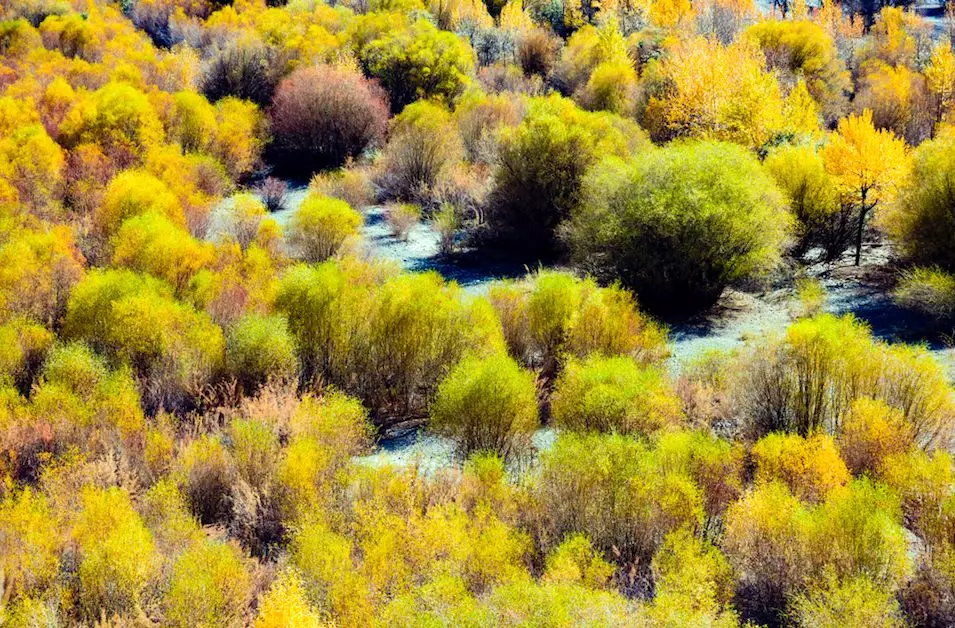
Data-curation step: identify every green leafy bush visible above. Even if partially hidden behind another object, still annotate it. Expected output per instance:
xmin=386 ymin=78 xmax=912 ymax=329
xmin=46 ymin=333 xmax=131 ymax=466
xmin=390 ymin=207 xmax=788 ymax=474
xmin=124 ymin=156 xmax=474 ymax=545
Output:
xmin=163 ymin=539 xmax=253 ymax=628
xmin=532 ymin=432 xmax=704 ymax=565
xmin=430 ymin=352 xmax=539 ymax=462
xmin=488 ymin=270 xmax=668 ymax=375
xmin=883 ymin=133 xmax=955 ymax=270
xmin=287 ymin=193 xmax=362 ymax=262
xmin=893 ymin=266 xmax=955 ymax=318
xmin=734 ymin=314 xmax=955 ymax=445
xmin=74 ymin=487 xmax=159 ymax=621
xmin=550 ymin=355 xmax=682 ymax=436
xmin=764 ymin=144 xmax=849 ymax=260
xmin=225 ymin=313 xmax=299 ymax=394
xmin=275 ymin=261 xmax=505 ymax=424
xmin=63 ymin=269 xmax=225 ymax=411
xmin=361 ymin=19 xmax=475 ymax=111
xmin=566 ymin=141 xmax=791 ymax=315
xmin=483 ymin=95 xmax=647 ymax=260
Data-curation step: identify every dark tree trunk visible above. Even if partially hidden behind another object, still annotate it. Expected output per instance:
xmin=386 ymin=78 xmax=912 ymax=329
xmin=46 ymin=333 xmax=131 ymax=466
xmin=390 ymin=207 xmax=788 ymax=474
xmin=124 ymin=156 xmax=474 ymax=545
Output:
xmin=855 ymin=190 xmax=869 ymax=266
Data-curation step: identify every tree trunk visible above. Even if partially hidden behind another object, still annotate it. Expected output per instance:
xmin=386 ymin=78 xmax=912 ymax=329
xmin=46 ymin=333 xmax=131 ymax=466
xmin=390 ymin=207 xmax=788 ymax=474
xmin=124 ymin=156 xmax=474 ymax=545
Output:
xmin=855 ymin=190 xmax=868 ymax=266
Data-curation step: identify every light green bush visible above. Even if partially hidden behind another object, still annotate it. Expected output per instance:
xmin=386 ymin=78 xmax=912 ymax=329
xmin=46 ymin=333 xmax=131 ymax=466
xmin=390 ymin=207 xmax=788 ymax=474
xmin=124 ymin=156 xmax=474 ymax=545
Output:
xmin=287 ymin=193 xmax=362 ymax=262
xmin=532 ymin=432 xmax=704 ymax=564
xmin=893 ymin=266 xmax=955 ymax=318
xmin=74 ymin=487 xmax=159 ymax=621
xmin=551 ymin=355 xmax=682 ymax=436
xmin=430 ymin=352 xmax=539 ymax=462
xmin=225 ymin=313 xmax=299 ymax=393
xmin=487 ymin=270 xmax=667 ymax=375
xmin=734 ymin=314 xmax=955 ymax=446
xmin=566 ymin=141 xmax=791 ymax=315
xmin=63 ymin=269 xmax=225 ymax=411
xmin=361 ymin=19 xmax=475 ymax=111
xmin=163 ymin=539 xmax=253 ymax=628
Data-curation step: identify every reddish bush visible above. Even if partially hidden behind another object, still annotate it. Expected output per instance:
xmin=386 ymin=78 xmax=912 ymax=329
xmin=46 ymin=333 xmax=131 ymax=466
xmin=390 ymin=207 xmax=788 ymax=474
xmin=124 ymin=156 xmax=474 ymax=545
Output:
xmin=268 ymin=65 xmax=389 ymax=176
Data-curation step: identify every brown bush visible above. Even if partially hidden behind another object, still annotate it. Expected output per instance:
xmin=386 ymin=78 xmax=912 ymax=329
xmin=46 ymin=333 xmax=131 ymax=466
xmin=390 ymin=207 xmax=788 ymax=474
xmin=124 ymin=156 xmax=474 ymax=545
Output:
xmin=518 ymin=29 xmax=559 ymax=78
xmin=255 ymin=177 xmax=287 ymax=213
xmin=268 ymin=64 xmax=388 ymax=176
xmin=200 ymin=37 xmax=286 ymax=107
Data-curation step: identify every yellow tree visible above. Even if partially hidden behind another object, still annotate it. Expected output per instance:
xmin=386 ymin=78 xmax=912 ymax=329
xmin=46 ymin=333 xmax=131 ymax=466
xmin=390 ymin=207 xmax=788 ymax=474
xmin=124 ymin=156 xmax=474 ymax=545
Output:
xmin=821 ymin=110 xmax=909 ymax=265
xmin=924 ymin=43 xmax=955 ymax=133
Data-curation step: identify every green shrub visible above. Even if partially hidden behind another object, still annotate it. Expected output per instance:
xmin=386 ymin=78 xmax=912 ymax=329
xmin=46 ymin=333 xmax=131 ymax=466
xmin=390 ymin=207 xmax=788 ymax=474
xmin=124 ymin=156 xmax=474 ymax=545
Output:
xmin=790 ymin=572 xmax=905 ymax=627
xmin=883 ymin=134 xmax=955 ymax=270
xmin=163 ymin=539 xmax=253 ymax=628
xmin=893 ymin=266 xmax=955 ymax=318
xmin=110 ymin=211 xmax=215 ymax=294
xmin=276 ymin=392 xmax=372 ymax=521
xmin=566 ymin=141 xmax=791 ymax=315
xmin=734 ymin=314 xmax=955 ymax=445
xmin=550 ymin=355 xmax=682 ymax=436
xmin=225 ymin=313 xmax=299 ymax=394
xmin=647 ymin=529 xmax=737 ymax=626
xmin=483 ymin=95 xmax=646 ymax=260
xmin=361 ymin=19 xmax=475 ymax=112
xmin=430 ymin=352 xmax=539 ymax=463
xmin=0 ymin=488 xmax=61 ymax=600
xmin=32 ymin=341 xmax=145 ymax=443
xmin=0 ymin=317 xmax=52 ymax=393
xmin=542 ymin=534 xmax=614 ymax=589
xmin=63 ymin=269 xmax=225 ymax=412
xmin=487 ymin=270 xmax=667 ymax=375
xmin=532 ymin=432 xmax=704 ymax=565
xmin=290 ymin=522 xmax=372 ymax=624
xmin=276 ymin=261 xmax=505 ymax=424
xmin=723 ymin=479 xmax=910 ymax=624
xmin=74 ymin=487 xmax=159 ymax=621
xmin=287 ymin=193 xmax=362 ymax=262
xmin=377 ymin=101 xmax=463 ymax=202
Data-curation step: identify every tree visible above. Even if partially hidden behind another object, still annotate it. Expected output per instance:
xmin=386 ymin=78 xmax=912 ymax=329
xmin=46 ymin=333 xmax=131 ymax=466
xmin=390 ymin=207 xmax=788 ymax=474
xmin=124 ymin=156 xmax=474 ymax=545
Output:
xmin=925 ymin=43 xmax=955 ymax=132
xmin=566 ymin=141 xmax=791 ymax=315
xmin=641 ymin=37 xmax=790 ymax=149
xmin=822 ymin=110 xmax=908 ymax=265
xmin=745 ymin=19 xmax=850 ymax=124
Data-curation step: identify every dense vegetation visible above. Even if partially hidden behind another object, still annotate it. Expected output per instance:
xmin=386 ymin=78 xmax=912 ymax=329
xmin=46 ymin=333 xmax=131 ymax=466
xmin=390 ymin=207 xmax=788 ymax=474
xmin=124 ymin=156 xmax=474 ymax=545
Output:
xmin=3 ymin=0 xmax=955 ymax=625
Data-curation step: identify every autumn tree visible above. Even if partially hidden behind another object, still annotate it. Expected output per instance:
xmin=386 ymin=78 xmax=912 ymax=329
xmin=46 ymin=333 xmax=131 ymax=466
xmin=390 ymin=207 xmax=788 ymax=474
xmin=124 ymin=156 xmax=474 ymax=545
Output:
xmin=821 ymin=110 xmax=908 ymax=265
